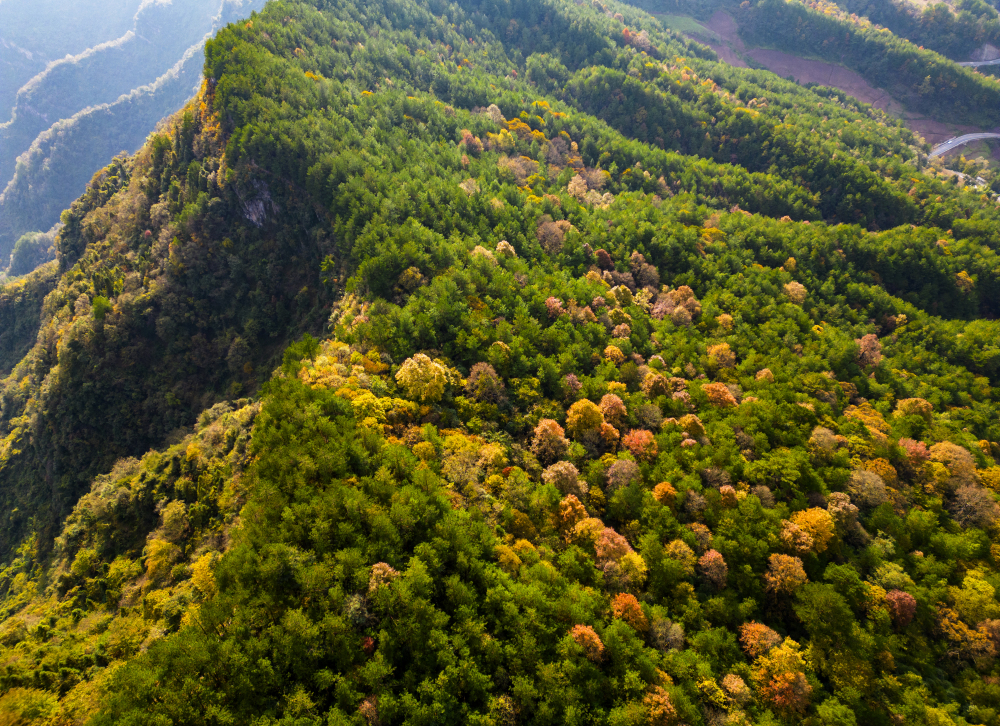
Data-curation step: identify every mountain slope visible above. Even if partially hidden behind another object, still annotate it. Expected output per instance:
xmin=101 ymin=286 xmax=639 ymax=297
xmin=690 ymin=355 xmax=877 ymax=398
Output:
xmin=834 ymin=0 xmax=1000 ymax=63
xmin=0 ymin=0 xmax=267 ymax=257
xmin=3 ymin=0 xmax=1000 ymax=724
xmin=0 ymin=0 xmax=143 ymax=118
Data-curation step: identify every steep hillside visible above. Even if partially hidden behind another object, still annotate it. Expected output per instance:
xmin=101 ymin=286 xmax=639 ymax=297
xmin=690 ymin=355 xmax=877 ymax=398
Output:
xmin=3 ymin=0 xmax=1000 ymax=723
xmin=0 ymin=261 xmax=59 ymax=375
xmin=0 ymin=0 xmax=143 ymax=116
xmin=736 ymin=0 xmax=1000 ymax=126
xmin=633 ymin=0 xmax=1000 ymax=131
xmin=835 ymin=0 xmax=1000 ymax=63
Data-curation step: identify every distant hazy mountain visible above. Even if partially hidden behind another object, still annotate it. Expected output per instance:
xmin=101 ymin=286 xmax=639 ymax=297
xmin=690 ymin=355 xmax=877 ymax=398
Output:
xmin=0 ymin=0 xmax=266 ymax=259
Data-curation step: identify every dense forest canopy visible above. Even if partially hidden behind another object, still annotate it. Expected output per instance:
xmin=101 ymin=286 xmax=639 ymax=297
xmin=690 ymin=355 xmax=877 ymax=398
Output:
xmin=2 ymin=0 xmax=1000 ymax=724
xmin=834 ymin=0 xmax=1000 ymax=63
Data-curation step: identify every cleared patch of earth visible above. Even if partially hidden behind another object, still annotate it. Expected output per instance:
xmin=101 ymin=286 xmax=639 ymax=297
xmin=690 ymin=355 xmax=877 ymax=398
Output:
xmin=670 ymin=10 xmax=986 ymax=146
xmin=905 ymin=117 xmax=982 ymax=146
xmin=744 ymin=49 xmax=902 ymax=114
xmin=653 ymin=12 xmax=746 ymax=67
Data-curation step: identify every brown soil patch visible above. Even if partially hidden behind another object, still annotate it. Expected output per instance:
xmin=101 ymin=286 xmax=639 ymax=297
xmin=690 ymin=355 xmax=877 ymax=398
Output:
xmin=677 ymin=10 xmax=983 ymax=145
xmin=700 ymin=40 xmax=747 ymax=68
xmin=905 ymin=117 xmax=981 ymax=146
xmin=745 ymin=49 xmax=902 ymax=114
xmin=703 ymin=10 xmax=742 ymax=46
xmin=747 ymin=49 xmax=982 ymax=143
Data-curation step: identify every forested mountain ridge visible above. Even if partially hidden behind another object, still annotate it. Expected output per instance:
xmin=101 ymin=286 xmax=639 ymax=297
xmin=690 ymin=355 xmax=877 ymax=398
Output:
xmin=833 ymin=0 xmax=1000 ymax=64
xmin=3 ymin=0 xmax=1000 ymax=723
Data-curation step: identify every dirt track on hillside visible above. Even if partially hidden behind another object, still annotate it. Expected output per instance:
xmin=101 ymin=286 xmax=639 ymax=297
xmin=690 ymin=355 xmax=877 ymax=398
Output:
xmin=745 ymin=49 xmax=899 ymax=112
xmin=686 ymin=11 xmax=983 ymax=145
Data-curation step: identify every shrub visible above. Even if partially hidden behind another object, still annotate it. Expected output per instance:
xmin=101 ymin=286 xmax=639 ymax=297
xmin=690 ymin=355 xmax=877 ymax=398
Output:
xmin=466 ymin=362 xmax=505 ymax=403
xmin=611 ymin=593 xmax=648 ymax=632
xmin=856 ymin=334 xmax=882 ymax=367
xmin=665 ymin=539 xmax=697 ymax=576
xmin=606 ymin=459 xmax=641 ymax=492
xmin=531 ymin=419 xmax=569 ymax=463
xmin=396 ymin=354 xmax=449 ymax=402
xmin=650 ymin=619 xmax=685 ymax=651
xmin=847 ymin=470 xmax=887 ymax=508
xmin=764 ymin=554 xmax=808 ymax=595
xmin=698 ymin=549 xmax=728 ymax=589
xmin=599 ymin=394 xmax=627 ymax=426
xmin=885 ymin=590 xmax=916 ymax=627
xmin=570 ymin=625 xmax=604 ymax=662
xmin=949 ymin=486 xmax=1000 ymax=529
xmin=739 ymin=622 xmax=783 ymax=659
xmin=543 ymin=461 xmax=588 ymax=499
xmin=622 ymin=429 xmax=657 ymax=461
xmin=702 ymin=382 xmax=738 ymax=408
xmin=566 ymin=400 xmax=604 ymax=437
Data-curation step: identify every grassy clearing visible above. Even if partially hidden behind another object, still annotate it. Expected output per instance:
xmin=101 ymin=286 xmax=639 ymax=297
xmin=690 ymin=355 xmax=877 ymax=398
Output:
xmin=652 ymin=12 xmax=721 ymax=42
